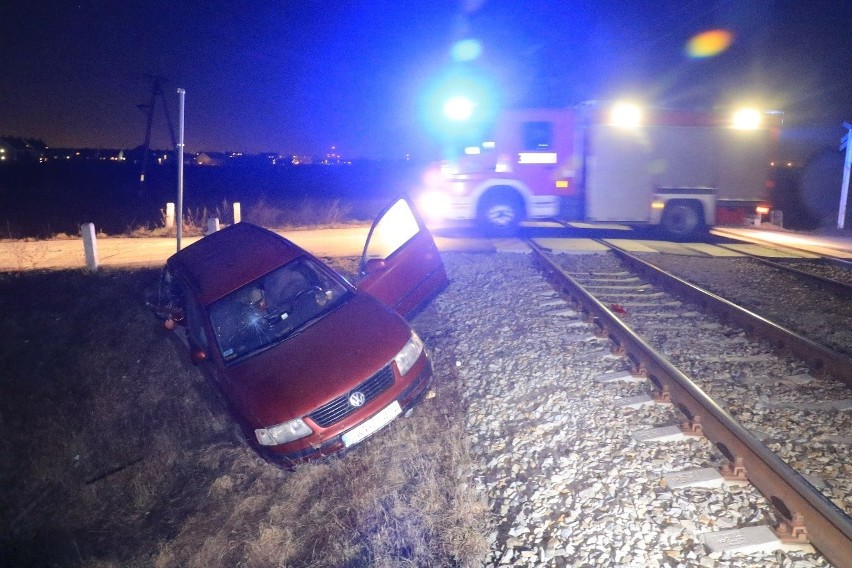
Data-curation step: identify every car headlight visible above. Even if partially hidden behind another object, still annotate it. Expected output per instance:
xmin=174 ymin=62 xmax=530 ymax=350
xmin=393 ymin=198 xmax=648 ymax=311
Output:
xmin=255 ymin=418 xmax=313 ymax=446
xmin=394 ymin=332 xmax=424 ymax=377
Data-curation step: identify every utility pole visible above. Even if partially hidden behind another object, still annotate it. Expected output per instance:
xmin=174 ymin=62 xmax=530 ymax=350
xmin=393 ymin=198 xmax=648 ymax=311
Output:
xmin=176 ymin=88 xmax=186 ymax=251
xmin=137 ymin=75 xmax=178 ymax=185
xmin=839 ymin=122 xmax=851 ymax=230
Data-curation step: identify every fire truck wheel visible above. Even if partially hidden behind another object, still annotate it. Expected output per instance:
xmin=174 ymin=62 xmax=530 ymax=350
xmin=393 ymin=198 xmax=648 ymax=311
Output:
xmin=661 ymin=201 xmax=703 ymax=238
xmin=478 ymin=192 xmax=523 ymax=235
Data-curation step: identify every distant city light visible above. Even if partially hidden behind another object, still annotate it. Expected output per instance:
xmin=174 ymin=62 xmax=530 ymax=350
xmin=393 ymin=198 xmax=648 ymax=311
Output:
xmin=686 ymin=29 xmax=734 ymax=58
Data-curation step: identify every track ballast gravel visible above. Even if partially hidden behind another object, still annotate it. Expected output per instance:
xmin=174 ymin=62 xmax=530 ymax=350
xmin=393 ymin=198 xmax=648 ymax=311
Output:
xmin=429 ymin=252 xmax=834 ymax=568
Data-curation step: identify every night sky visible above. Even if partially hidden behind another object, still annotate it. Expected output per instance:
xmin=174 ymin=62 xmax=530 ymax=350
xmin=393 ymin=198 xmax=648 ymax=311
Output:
xmin=1 ymin=0 xmax=850 ymax=160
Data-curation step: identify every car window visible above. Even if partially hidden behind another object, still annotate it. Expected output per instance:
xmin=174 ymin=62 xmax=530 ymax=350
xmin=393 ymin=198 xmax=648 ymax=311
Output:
xmin=522 ymin=121 xmax=553 ymax=150
xmin=208 ymin=256 xmax=349 ymax=363
xmin=363 ymin=198 xmax=420 ymax=260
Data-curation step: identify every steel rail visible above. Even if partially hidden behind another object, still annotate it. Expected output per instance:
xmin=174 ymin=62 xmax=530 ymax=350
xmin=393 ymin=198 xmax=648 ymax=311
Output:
xmin=712 ymin=247 xmax=852 ymax=298
xmin=711 ymin=228 xmax=852 ymax=270
xmin=601 ymin=241 xmax=852 ymax=387
xmin=529 ymin=241 xmax=852 ymax=568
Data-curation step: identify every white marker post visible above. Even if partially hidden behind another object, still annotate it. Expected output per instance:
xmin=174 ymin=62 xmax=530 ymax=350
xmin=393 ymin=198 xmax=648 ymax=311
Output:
xmin=233 ymin=202 xmax=241 ymax=224
xmin=165 ymin=202 xmax=175 ymax=229
xmin=206 ymin=218 xmax=220 ymax=235
xmin=81 ymin=223 xmax=99 ymax=272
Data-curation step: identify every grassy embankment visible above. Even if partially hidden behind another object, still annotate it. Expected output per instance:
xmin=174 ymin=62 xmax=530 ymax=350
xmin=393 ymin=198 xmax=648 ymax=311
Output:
xmin=0 ymin=261 xmax=492 ymax=567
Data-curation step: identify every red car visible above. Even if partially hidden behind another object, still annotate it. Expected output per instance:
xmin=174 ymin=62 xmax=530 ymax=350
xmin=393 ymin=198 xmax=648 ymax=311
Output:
xmin=155 ymin=196 xmax=448 ymax=464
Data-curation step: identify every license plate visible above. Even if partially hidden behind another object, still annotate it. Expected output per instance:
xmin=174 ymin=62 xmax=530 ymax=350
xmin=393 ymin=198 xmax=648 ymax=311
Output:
xmin=341 ymin=400 xmax=402 ymax=448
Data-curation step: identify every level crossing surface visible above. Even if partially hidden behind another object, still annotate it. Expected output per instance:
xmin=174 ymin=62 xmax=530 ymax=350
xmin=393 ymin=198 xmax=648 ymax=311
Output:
xmin=1 ymin=225 xmax=850 ymax=271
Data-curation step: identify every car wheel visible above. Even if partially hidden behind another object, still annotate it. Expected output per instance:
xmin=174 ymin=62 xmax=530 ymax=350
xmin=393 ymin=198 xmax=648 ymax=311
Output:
xmin=478 ymin=192 xmax=523 ymax=236
xmin=661 ymin=202 xmax=703 ymax=238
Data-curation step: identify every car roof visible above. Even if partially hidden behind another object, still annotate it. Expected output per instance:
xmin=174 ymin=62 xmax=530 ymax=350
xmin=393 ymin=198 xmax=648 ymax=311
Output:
xmin=167 ymin=223 xmax=305 ymax=305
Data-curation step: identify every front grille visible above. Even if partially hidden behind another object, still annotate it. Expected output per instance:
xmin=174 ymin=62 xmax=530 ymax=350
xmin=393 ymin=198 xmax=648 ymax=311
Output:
xmin=308 ymin=365 xmax=394 ymax=427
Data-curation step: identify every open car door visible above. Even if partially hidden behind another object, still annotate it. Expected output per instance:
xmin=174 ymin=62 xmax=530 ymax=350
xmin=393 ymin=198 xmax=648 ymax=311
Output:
xmin=357 ymin=195 xmax=448 ymax=318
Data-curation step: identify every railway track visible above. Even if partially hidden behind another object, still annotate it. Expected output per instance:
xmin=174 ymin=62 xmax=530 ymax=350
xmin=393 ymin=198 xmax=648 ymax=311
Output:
xmin=708 ymin=247 xmax=852 ymax=298
xmin=605 ymin=241 xmax=852 ymax=376
xmin=528 ymin=240 xmax=852 ymax=568
xmin=711 ymin=228 xmax=852 ymax=272
xmin=766 ymin=257 xmax=852 ymax=289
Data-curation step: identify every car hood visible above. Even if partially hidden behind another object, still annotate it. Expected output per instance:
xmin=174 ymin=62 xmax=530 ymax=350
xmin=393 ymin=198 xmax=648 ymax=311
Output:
xmin=221 ymin=291 xmax=412 ymax=428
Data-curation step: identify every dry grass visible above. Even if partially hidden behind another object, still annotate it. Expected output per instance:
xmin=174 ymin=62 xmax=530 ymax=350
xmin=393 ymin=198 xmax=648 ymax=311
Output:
xmin=245 ymin=197 xmax=362 ymax=230
xmin=0 ymin=262 xmax=492 ymax=567
xmin=126 ymin=203 xmax=229 ymax=238
xmin=123 ymin=198 xmax=367 ymax=239
xmin=4 ymin=198 xmax=369 ymax=241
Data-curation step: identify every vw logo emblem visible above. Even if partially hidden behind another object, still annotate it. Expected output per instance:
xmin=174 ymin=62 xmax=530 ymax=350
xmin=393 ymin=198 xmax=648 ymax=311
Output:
xmin=348 ymin=391 xmax=366 ymax=407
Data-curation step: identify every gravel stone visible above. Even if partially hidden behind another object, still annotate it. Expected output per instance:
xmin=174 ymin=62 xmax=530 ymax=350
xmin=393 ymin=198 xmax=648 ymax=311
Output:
xmin=430 ymin=252 xmax=837 ymax=567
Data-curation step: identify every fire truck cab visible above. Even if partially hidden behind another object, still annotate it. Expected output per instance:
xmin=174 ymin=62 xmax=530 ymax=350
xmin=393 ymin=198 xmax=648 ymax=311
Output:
xmin=418 ymin=102 xmax=782 ymax=237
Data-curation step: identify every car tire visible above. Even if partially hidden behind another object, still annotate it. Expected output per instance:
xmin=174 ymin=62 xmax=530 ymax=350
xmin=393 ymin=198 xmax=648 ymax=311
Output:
xmin=661 ymin=201 xmax=703 ymax=238
xmin=478 ymin=191 xmax=524 ymax=236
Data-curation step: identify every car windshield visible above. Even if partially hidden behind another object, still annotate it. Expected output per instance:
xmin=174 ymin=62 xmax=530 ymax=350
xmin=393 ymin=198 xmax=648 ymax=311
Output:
xmin=208 ymin=256 xmax=349 ymax=363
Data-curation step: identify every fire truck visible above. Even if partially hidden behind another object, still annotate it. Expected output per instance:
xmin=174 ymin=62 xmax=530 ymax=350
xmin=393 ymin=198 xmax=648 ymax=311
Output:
xmin=417 ymin=101 xmax=783 ymax=236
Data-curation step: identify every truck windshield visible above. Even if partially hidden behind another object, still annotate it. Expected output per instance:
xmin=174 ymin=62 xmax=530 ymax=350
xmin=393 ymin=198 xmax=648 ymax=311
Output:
xmin=208 ymin=257 xmax=349 ymax=363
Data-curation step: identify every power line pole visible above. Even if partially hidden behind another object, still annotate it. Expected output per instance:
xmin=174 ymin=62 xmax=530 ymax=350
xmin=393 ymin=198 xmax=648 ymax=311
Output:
xmin=137 ymin=75 xmax=178 ymax=185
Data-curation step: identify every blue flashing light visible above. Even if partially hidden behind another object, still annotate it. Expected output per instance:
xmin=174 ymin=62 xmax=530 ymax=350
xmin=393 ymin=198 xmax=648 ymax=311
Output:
xmin=451 ymin=39 xmax=482 ymax=62
xmin=419 ymin=65 xmax=501 ymax=148
xmin=444 ymin=96 xmax=475 ymax=121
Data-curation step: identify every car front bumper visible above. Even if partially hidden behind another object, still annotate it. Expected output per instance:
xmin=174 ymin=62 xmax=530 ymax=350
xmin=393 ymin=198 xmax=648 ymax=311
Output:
xmin=261 ymin=360 xmax=434 ymax=466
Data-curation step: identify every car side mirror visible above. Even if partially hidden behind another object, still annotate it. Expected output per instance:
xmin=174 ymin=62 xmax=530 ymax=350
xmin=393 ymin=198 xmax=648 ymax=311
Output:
xmin=364 ymin=258 xmax=387 ymax=275
xmin=190 ymin=347 xmax=208 ymax=365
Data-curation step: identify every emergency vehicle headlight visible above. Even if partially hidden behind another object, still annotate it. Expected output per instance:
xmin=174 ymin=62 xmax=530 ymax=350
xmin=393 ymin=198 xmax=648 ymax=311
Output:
xmin=651 ymin=200 xmax=665 ymax=210
xmin=732 ymin=108 xmax=762 ymax=129
xmin=418 ymin=191 xmax=451 ymax=220
xmin=610 ymin=102 xmax=642 ymax=128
